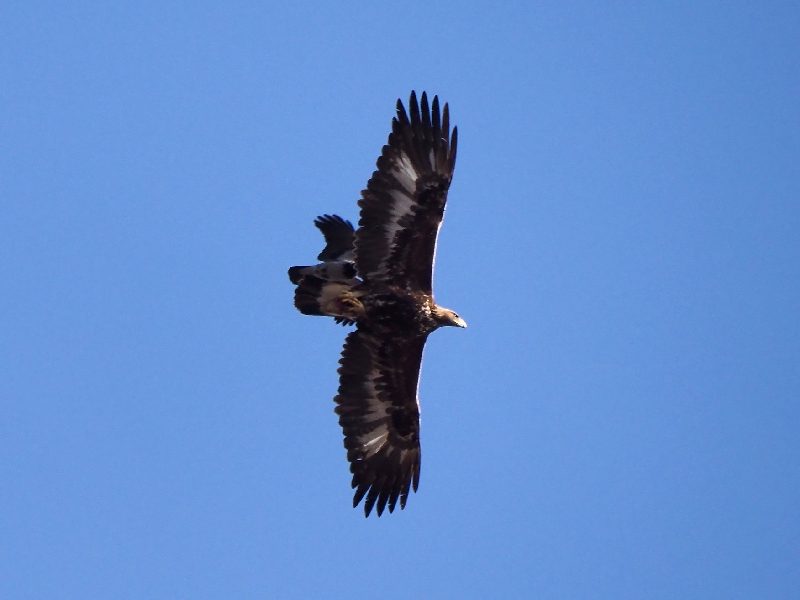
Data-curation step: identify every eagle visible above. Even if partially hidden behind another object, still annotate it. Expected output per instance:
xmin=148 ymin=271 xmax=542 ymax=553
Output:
xmin=288 ymin=91 xmax=465 ymax=517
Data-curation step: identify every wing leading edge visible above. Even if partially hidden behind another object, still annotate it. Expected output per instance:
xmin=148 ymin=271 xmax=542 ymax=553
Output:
xmin=334 ymin=328 xmax=426 ymax=516
xmin=355 ymin=91 xmax=458 ymax=293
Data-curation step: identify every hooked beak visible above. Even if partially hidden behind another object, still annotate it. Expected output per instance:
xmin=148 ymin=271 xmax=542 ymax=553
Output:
xmin=452 ymin=315 xmax=467 ymax=328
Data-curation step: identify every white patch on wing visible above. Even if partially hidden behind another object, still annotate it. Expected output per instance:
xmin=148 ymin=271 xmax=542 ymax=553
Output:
xmin=393 ymin=152 xmax=419 ymax=192
xmin=428 ymin=219 xmax=444 ymax=286
xmin=363 ymin=369 xmax=389 ymax=420
xmin=361 ymin=423 xmax=389 ymax=458
xmin=388 ymin=189 xmax=415 ymax=230
xmin=367 ymin=151 xmax=421 ymax=279
xmin=414 ymin=349 xmax=424 ymax=425
xmin=358 ymin=365 xmax=391 ymax=457
xmin=358 ymin=362 xmax=387 ymax=412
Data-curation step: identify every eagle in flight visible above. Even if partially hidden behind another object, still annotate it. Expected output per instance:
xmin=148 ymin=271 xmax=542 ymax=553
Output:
xmin=288 ymin=91 xmax=465 ymax=517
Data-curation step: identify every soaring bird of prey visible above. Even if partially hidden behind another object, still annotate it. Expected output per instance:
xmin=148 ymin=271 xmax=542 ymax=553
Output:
xmin=288 ymin=91 xmax=465 ymax=517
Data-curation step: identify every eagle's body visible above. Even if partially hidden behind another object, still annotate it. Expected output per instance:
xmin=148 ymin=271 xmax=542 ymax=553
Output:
xmin=288 ymin=91 xmax=464 ymax=516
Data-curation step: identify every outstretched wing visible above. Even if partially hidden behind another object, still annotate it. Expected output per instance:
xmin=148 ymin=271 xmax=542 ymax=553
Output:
xmin=334 ymin=328 xmax=427 ymax=516
xmin=314 ymin=214 xmax=355 ymax=262
xmin=356 ymin=91 xmax=458 ymax=293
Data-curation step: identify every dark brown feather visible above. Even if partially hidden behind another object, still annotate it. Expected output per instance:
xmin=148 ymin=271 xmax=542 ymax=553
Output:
xmin=287 ymin=92 xmax=462 ymax=518
xmin=334 ymin=328 xmax=425 ymax=516
xmin=355 ymin=91 xmax=458 ymax=293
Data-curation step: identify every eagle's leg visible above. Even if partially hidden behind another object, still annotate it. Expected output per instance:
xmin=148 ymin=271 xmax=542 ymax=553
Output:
xmin=322 ymin=292 xmax=366 ymax=322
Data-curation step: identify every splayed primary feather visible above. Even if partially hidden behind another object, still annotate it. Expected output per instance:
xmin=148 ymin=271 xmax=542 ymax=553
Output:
xmin=287 ymin=91 xmax=462 ymax=516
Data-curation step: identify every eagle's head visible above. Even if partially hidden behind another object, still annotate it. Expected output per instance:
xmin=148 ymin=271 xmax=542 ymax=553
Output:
xmin=433 ymin=306 xmax=467 ymax=329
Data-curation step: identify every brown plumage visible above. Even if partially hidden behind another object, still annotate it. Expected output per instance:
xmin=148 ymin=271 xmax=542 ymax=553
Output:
xmin=288 ymin=91 xmax=465 ymax=516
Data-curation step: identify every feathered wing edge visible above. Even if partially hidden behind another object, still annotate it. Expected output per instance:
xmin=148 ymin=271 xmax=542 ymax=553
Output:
xmin=355 ymin=91 xmax=458 ymax=292
xmin=314 ymin=214 xmax=355 ymax=262
xmin=334 ymin=328 xmax=426 ymax=516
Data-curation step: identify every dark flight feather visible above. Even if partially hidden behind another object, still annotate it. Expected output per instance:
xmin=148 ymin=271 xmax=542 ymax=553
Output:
xmin=287 ymin=91 xmax=462 ymax=516
xmin=355 ymin=91 xmax=458 ymax=293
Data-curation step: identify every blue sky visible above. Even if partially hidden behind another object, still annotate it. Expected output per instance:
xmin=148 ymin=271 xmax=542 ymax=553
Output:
xmin=2 ymin=2 xmax=799 ymax=598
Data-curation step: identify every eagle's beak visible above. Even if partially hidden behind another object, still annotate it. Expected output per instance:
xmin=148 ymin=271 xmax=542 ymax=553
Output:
xmin=453 ymin=316 xmax=467 ymax=328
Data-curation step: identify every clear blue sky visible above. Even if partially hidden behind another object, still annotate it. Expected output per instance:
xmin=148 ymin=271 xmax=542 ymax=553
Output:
xmin=2 ymin=2 xmax=798 ymax=598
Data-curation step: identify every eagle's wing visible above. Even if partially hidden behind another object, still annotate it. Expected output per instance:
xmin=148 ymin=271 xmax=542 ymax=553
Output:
xmin=314 ymin=214 xmax=355 ymax=261
xmin=334 ymin=328 xmax=426 ymax=516
xmin=355 ymin=91 xmax=458 ymax=293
